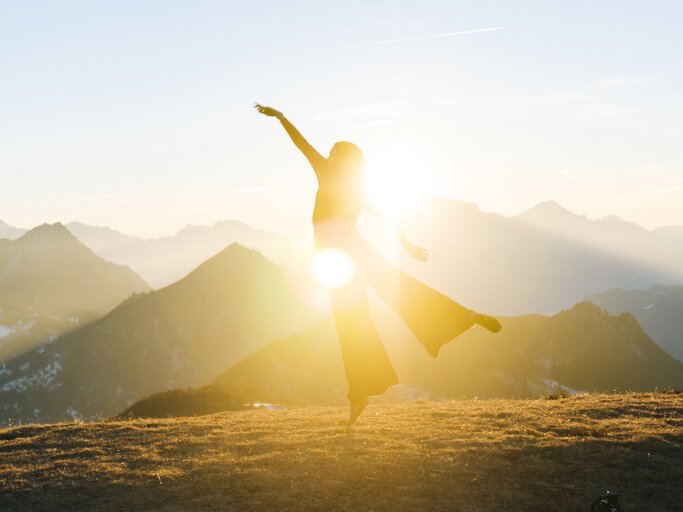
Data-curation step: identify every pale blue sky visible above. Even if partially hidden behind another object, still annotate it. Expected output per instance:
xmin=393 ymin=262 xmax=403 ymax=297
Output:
xmin=2 ymin=0 xmax=682 ymax=236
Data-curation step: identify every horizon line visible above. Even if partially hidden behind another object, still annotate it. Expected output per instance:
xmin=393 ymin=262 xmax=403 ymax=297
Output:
xmin=3 ymin=197 xmax=680 ymax=239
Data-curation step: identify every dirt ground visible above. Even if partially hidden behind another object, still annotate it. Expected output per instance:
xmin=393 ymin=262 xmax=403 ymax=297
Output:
xmin=1 ymin=392 xmax=681 ymax=511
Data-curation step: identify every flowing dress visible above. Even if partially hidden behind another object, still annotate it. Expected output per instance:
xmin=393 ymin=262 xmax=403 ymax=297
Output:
xmin=280 ymin=118 xmax=475 ymax=402
xmin=311 ymin=165 xmax=475 ymax=402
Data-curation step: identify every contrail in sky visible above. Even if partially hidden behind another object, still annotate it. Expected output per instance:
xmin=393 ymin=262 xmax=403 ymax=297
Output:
xmin=351 ymin=27 xmax=505 ymax=48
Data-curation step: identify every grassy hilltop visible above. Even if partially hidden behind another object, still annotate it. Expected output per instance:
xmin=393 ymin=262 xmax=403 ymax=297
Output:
xmin=1 ymin=393 xmax=681 ymax=512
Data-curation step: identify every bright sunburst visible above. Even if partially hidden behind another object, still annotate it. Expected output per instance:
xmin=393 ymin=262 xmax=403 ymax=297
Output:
xmin=310 ymin=248 xmax=356 ymax=289
xmin=365 ymin=146 xmax=434 ymax=222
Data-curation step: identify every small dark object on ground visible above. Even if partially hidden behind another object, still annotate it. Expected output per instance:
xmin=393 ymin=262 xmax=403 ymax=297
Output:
xmin=590 ymin=490 xmax=620 ymax=512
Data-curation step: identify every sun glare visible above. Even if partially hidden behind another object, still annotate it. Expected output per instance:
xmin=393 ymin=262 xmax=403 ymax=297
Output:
xmin=310 ymin=248 xmax=356 ymax=289
xmin=365 ymin=146 xmax=434 ymax=222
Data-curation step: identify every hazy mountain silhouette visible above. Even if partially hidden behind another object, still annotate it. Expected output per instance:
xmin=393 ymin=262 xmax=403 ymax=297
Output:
xmin=515 ymin=200 xmax=683 ymax=274
xmin=0 ymin=244 xmax=318 ymax=423
xmin=211 ymin=301 xmax=683 ymax=406
xmin=2 ymin=219 xmax=303 ymax=289
xmin=13 ymin=198 xmax=683 ymax=311
xmin=0 ymin=224 xmax=150 ymax=362
xmin=392 ymin=197 xmax=683 ymax=315
xmin=65 ymin=222 xmax=143 ymax=255
xmin=0 ymin=220 xmax=27 ymax=240
xmin=0 ymin=223 xmax=149 ymax=318
xmin=588 ymin=285 xmax=683 ymax=361
xmin=71 ymin=220 xmax=302 ymax=288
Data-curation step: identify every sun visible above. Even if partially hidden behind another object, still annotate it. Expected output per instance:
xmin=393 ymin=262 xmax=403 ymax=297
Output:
xmin=310 ymin=248 xmax=356 ymax=289
xmin=364 ymin=145 xmax=434 ymax=222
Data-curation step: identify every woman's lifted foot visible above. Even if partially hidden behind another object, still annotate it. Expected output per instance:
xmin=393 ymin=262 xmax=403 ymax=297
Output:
xmin=473 ymin=313 xmax=502 ymax=333
xmin=347 ymin=397 xmax=369 ymax=427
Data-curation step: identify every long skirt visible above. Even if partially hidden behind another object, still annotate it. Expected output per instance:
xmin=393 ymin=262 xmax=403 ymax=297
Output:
xmin=319 ymin=225 xmax=475 ymax=403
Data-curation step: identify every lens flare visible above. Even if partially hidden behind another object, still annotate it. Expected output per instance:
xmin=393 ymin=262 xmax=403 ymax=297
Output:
xmin=310 ymin=248 xmax=355 ymax=289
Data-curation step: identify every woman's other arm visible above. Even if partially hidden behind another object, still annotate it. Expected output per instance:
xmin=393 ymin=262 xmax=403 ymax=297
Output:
xmin=364 ymin=203 xmax=429 ymax=262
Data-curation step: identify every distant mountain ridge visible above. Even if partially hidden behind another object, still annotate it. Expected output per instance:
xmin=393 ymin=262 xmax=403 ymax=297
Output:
xmin=588 ymin=284 xmax=683 ymax=361
xmin=393 ymin=197 xmax=683 ymax=315
xmin=0 ymin=223 xmax=150 ymax=363
xmin=65 ymin=222 xmax=143 ymax=254
xmin=515 ymin=200 xmax=683 ymax=276
xmin=67 ymin=220 xmax=303 ymax=288
xmin=0 ymin=244 xmax=318 ymax=423
xmin=0 ymin=223 xmax=149 ymax=318
xmin=5 ymin=200 xmax=683 ymax=311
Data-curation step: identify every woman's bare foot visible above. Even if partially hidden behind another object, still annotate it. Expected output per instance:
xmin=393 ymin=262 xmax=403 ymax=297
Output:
xmin=347 ymin=397 xmax=369 ymax=427
xmin=473 ymin=313 xmax=502 ymax=333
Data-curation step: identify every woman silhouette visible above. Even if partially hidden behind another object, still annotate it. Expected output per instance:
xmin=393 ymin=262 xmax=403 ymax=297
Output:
xmin=255 ymin=104 xmax=501 ymax=425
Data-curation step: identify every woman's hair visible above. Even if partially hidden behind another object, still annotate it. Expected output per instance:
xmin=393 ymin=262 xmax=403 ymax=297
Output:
xmin=330 ymin=141 xmax=366 ymax=174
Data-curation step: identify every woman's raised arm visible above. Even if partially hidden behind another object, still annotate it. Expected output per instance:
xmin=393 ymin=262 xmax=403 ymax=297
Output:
xmin=254 ymin=104 xmax=325 ymax=171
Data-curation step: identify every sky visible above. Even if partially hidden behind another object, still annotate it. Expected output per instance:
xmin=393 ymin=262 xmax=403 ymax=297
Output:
xmin=1 ymin=0 xmax=682 ymax=237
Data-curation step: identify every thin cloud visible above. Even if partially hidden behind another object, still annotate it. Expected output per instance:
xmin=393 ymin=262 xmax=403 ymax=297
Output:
xmin=350 ymin=27 xmax=504 ymax=48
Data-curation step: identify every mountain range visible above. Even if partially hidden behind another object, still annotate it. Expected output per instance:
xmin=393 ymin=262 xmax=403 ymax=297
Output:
xmin=0 ymin=223 xmax=149 ymax=318
xmin=0 ymin=219 xmax=305 ymax=289
xmin=0 ymin=224 xmax=150 ymax=361
xmin=2 ymin=235 xmax=682 ymax=424
xmin=4 ymin=200 xmax=683 ymax=315
xmin=87 ymin=220 xmax=301 ymax=289
xmin=588 ymin=285 xmax=683 ymax=361
xmin=213 ymin=301 xmax=683 ymax=406
xmin=393 ymin=198 xmax=683 ymax=315
xmin=0 ymin=244 xmax=318 ymax=423
xmin=516 ymin=200 xmax=683 ymax=276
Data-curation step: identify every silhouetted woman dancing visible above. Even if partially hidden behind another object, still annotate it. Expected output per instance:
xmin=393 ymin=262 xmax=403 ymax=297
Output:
xmin=255 ymin=104 xmax=501 ymax=425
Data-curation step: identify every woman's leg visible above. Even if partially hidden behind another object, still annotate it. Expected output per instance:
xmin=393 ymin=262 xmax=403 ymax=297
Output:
xmin=330 ymin=277 xmax=399 ymax=408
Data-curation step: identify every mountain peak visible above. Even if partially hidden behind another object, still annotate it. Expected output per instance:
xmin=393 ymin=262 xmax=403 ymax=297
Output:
xmin=164 ymin=243 xmax=275 ymax=291
xmin=557 ymin=300 xmax=646 ymax=333
xmin=176 ymin=220 xmax=251 ymax=237
xmin=211 ymin=242 xmax=268 ymax=264
xmin=521 ymin=200 xmax=575 ymax=218
xmin=20 ymin=222 xmax=75 ymax=243
xmin=597 ymin=214 xmax=622 ymax=223
xmin=558 ymin=300 xmax=610 ymax=320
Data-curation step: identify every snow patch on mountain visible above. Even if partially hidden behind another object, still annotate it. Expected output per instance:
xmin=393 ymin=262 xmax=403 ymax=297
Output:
xmin=0 ymin=358 xmax=63 ymax=392
xmin=0 ymin=363 xmax=11 ymax=377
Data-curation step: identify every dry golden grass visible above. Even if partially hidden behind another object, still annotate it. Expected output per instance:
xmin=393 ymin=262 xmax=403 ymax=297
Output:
xmin=1 ymin=393 xmax=681 ymax=511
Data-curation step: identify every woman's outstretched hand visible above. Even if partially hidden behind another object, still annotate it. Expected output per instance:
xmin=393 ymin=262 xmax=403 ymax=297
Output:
xmin=402 ymin=240 xmax=429 ymax=262
xmin=254 ymin=103 xmax=283 ymax=118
